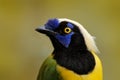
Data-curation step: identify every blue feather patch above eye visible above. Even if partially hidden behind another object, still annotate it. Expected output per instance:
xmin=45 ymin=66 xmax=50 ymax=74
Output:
xmin=67 ymin=23 xmax=74 ymax=29
xmin=45 ymin=18 xmax=59 ymax=30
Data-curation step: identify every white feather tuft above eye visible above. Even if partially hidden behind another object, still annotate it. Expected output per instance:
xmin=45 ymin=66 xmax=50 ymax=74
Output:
xmin=58 ymin=18 xmax=100 ymax=53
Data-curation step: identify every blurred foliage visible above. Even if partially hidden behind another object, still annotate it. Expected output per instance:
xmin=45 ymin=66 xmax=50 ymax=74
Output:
xmin=0 ymin=0 xmax=120 ymax=80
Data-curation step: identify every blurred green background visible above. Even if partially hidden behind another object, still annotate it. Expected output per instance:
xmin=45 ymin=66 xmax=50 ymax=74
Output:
xmin=0 ymin=0 xmax=120 ymax=80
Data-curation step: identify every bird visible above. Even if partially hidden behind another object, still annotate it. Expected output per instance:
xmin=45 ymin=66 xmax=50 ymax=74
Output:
xmin=36 ymin=18 xmax=103 ymax=80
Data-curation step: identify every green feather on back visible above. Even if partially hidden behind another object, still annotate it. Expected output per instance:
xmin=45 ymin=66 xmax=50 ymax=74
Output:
xmin=37 ymin=55 xmax=62 ymax=80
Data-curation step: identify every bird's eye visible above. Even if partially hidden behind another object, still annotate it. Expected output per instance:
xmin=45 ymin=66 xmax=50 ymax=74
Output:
xmin=64 ymin=27 xmax=72 ymax=34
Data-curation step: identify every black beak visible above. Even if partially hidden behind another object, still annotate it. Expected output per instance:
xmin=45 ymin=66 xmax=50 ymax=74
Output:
xmin=35 ymin=26 xmax=56 ymax=36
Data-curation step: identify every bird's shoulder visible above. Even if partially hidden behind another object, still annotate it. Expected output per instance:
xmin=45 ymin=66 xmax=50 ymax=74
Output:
xmin=37 ymin=55 xmax=62 ymax=80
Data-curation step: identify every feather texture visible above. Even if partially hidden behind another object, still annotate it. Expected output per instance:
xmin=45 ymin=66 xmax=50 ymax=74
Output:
xmin=59 ymin=18 xmax=99 ymax=53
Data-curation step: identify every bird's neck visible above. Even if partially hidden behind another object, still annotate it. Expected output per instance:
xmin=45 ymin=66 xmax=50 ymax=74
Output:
xmin=53 ymin=48 xmax=95 ymax=75
xmin=50 ymin=34 xmax=96 ymax=75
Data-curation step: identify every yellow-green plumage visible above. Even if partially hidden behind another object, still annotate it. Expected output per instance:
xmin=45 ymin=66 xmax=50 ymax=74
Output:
xmin=36 ymin=18 xmax=103 ymax=80
xmin=37 ymin=55 xmax=61 ymax=80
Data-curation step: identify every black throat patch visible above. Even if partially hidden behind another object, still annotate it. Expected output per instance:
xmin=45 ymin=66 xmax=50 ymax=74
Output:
xmin=52 ymin=33 xmax=96 ymax=75
xmin=53 ymin=49 xmax=95 ymax=75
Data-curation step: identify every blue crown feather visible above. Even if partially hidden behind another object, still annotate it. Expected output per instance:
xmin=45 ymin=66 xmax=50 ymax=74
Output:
xmin=67 ymin=23 xmax=74 ymax=29
xmin=45 ymin=18 xmax=59 ymax=30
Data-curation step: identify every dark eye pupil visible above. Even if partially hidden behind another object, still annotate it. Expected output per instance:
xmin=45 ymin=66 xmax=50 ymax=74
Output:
xmin=66 ymin=29 xmax=69 ymax=32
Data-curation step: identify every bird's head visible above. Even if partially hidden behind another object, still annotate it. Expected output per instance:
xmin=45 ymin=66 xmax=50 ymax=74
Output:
xmin=36 ymin=18 xmax=99 ymax=53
